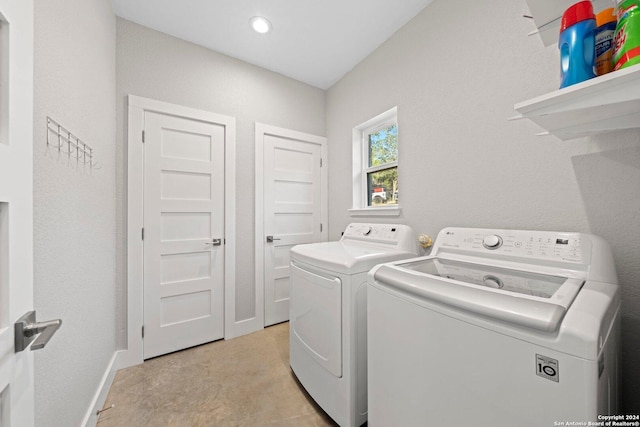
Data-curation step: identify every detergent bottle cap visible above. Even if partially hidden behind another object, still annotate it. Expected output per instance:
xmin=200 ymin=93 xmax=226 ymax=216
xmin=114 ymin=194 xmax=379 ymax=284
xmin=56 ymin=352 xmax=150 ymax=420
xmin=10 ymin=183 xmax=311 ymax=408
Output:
xmin=596 ymin=7 xmax=616 ymax=27
xmin=560 ymin=1 xmax=595 ymax=33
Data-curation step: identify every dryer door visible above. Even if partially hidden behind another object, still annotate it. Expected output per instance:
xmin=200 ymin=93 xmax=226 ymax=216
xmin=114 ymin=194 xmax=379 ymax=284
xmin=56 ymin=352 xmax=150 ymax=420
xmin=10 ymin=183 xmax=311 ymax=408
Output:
xmin=290 ymin=261 xmax=342 ymax=377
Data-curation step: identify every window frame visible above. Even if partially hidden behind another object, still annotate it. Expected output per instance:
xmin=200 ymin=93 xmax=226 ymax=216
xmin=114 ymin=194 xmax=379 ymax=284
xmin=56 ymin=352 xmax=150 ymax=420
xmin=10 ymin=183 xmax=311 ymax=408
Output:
xmin=349 ymin=107 xmax=400 ymax=217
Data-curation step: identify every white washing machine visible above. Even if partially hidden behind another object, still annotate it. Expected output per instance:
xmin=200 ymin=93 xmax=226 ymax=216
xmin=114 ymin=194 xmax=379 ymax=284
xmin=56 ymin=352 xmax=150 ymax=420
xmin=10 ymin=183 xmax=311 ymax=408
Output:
xmin=368 ymin=227 xmax=620 ymax=427
xmin=290 ymin=223 xmax=419 ymax=427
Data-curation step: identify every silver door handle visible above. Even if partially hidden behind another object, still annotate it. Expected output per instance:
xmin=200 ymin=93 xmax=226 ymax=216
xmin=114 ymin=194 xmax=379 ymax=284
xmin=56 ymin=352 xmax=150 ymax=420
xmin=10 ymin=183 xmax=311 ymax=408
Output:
xmin=205 ymin=238 xmax=222 ymax=246
xmin=266 ymin=235 xmax=281 ymax=243
xmin=15 ymin=311 xmax=62 ymax=352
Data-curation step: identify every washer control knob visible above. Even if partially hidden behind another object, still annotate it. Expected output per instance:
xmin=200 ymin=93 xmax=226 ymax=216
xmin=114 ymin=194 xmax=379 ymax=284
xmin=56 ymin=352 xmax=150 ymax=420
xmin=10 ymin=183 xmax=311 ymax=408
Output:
xmin=482 ymin=234 xmax=503 ymax=249
xmin=363 ymin=226 xmax=373 ymax=236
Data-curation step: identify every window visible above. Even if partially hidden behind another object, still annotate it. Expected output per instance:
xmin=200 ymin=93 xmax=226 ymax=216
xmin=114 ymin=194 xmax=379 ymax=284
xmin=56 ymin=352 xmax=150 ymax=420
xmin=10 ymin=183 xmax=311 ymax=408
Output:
xmin=365 ymin=123 xmax=398 ymax=206
xmin=350 ymin=107 xmax=400 ymax=216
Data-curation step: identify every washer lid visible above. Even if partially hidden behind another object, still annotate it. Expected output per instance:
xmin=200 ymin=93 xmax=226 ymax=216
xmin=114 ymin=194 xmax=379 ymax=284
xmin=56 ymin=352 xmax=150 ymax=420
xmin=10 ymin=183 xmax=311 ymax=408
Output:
xmin=372 ymin=257 xmax=584 ymax=332
xmin=405 ymin=258 xmax=568 ymax=298
xmin=290 ymin=240 xmax=417 ymax=275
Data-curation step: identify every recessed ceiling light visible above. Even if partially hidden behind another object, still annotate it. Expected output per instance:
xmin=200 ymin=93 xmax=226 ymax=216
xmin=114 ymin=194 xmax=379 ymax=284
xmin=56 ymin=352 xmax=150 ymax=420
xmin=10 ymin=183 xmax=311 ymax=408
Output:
xmin=250 ymin=16 xmax=272 ymax=34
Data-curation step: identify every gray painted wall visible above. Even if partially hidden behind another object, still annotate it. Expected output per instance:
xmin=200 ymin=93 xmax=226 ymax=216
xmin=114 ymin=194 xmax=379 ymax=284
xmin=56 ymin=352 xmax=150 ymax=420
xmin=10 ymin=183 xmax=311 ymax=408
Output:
xmin=326 ymin=0 xmax=640 ymax=413
xmin=33 ymin=0 xmax=116 ymax=425
xmin=115 ymin=19 xmax=326 ymax=345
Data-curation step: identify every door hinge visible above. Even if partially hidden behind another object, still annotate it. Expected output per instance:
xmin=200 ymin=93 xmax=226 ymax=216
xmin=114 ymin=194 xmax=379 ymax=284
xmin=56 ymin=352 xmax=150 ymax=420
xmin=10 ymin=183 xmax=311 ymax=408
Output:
xmin=141 ymin=227 xmax=144 ymax=240
xmin=142 ymin=325 xmax=144 ymax=338
xmin=320 ymin=158 xmax=323 ymax=167
xmin=142 ymin=130 xmax=145 ymax=143
xmin=320 ymin=223 xmax=323 ymax=232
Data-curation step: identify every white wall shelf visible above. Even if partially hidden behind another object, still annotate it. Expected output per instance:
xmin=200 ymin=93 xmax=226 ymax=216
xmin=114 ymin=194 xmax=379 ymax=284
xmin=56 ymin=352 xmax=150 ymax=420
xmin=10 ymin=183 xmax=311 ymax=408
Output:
xmin=514 ymin=0 xmax=640 ymax=141
xmin=511 ymin=63 xmax=640 ymax=141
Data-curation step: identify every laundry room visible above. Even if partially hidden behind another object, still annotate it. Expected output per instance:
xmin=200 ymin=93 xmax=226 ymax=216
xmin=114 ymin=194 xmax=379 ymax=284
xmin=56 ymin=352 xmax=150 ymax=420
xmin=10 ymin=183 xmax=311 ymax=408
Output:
xmin=4 ymin=0 xmax=638 ymax=425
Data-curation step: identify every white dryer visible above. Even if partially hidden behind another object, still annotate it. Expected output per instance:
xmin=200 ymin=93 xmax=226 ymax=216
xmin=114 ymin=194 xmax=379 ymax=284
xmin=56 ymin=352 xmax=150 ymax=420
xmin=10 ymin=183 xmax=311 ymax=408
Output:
xmin=290 ymin=223 xmax=418 ymax=427
xmin=367 ymin=227 xmax=620 ymax=427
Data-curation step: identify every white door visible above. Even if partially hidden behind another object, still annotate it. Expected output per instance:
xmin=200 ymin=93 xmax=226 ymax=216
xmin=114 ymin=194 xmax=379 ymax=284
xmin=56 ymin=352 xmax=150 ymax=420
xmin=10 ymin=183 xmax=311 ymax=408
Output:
xmin=0 ymin=0 xmax=34 ymax=425
xmin=143 ymin=111 xmax=225 ymax=359
xmin=256 ymin=124 xmax=327 ymax=327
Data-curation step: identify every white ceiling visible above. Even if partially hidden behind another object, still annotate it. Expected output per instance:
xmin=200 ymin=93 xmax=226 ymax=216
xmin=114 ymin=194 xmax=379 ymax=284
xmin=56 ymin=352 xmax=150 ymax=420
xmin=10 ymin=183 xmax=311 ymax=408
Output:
xmin=110 ymin=0 xmax=434 ymax=90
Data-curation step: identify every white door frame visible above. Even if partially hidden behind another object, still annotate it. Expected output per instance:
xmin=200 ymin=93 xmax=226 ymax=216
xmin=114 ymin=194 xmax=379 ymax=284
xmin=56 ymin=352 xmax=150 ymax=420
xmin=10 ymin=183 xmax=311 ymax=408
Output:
xmin=255 ymin=123 xmax=328 ymax=330
xmin=122 ymin=95 xmax=236 ymax=368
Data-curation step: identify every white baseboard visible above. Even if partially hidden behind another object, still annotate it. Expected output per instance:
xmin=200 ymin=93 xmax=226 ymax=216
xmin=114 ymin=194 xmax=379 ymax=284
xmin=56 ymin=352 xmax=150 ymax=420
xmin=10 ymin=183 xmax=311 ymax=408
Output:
xmin=114 ymin=343 xmax=143 ymax=371
xmin=81 ymin=351 xmax=122 ymax=427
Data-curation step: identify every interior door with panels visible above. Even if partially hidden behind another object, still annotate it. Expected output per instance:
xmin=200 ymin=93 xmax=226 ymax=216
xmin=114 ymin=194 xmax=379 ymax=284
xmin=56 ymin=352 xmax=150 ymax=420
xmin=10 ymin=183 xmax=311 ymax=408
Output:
xmin=143 ymin=111 xmax=225 ymax=359
xmin=0 ymin=0 xmax=35 ymax=425
xmin=256 ymin=124 xmax=328 ymax=327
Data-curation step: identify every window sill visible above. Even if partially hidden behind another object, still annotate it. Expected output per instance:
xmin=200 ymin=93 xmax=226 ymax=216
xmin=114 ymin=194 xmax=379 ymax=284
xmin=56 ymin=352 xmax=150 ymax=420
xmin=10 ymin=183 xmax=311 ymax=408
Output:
xmin=348 ymin=206 xmax=401 ymax=217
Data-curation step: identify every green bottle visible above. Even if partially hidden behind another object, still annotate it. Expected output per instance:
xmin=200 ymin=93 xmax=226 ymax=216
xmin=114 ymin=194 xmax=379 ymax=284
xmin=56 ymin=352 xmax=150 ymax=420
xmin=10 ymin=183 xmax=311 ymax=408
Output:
xmin=613 ymin=0 xmax=640 ymax=70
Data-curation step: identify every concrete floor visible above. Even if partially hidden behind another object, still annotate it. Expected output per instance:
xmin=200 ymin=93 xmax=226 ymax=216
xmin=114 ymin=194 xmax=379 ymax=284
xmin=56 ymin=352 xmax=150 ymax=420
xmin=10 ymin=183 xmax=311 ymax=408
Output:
xmin=97 ymin=322 xmax=337 ymax=426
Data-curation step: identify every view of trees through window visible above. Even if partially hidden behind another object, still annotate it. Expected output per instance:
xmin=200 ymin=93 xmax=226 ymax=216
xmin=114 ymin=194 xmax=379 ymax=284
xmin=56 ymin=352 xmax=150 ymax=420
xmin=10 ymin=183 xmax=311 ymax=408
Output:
xmin=367 ymin=124 xmax=398 ymax=206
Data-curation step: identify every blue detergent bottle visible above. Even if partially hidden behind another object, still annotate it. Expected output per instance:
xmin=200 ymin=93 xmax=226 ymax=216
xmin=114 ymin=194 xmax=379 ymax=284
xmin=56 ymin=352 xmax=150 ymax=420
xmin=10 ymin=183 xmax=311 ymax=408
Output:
xmin=559 ymin=1 xmax=597 ymax=88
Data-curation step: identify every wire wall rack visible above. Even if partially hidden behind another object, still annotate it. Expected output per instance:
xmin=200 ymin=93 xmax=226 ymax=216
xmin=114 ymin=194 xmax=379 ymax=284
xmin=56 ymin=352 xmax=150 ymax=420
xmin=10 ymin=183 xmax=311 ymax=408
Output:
xmin=46 ymin=117 xmax=101 ymax=170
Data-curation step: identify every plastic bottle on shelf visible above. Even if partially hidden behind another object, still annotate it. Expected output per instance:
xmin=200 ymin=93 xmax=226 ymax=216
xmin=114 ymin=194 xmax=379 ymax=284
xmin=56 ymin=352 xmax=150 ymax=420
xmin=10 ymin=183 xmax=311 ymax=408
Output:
xmin=595 ymin=8 xmax=617 ymax=75
xmin=613 ymin=0 xmax=640 ymax=70
xmin=559 ymin=1 xmax=597 ymax=88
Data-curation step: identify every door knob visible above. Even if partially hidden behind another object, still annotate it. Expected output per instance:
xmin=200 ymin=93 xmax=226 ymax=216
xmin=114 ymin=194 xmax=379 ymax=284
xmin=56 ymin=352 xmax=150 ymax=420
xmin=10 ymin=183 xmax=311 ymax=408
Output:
xmin=205 ymin=238 xmax=222 ymax=246
xmin=15 ymin=311 xmax=62 ymax=352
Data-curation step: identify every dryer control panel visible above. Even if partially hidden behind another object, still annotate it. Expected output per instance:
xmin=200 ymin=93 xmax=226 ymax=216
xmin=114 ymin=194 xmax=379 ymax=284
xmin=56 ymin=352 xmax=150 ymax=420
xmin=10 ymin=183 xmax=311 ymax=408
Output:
xmin=342 ymin=223 xmax=419 ymax=253
xmin=435 ymin=227 xmax=590 ymax=265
